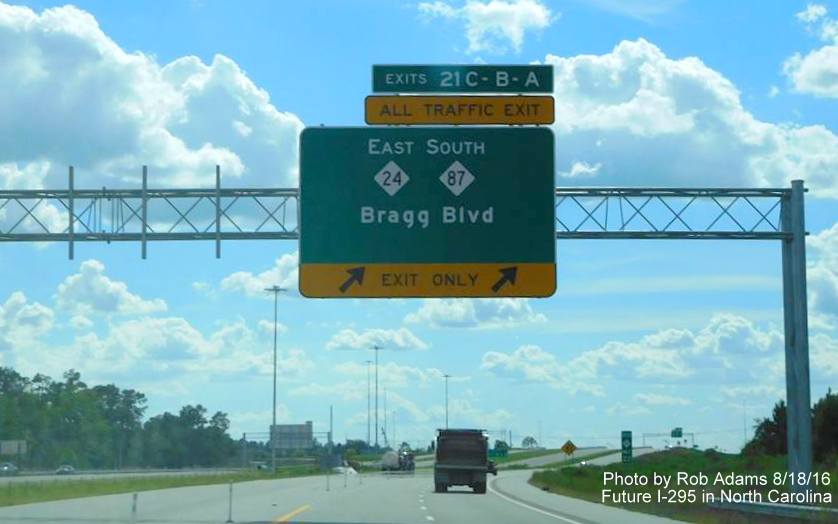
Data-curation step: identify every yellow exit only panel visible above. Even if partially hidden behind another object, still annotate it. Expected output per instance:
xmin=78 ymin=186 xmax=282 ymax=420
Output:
xmin=299 ymin=263 xmax=556 ymax=298
xmin=365 ymin=95 xmax=555 ymax=125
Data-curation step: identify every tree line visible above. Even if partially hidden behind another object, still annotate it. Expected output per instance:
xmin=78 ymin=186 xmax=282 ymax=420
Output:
xmin=744 ymin=388 xmax=838 ymax=463
xmin=0 ymin=368 xmax=237 ymax=470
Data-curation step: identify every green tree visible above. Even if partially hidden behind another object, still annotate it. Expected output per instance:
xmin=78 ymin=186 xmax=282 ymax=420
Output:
xmin=522 ymin=436 xmax=538 ymax=448
xmin=813 ymin=388 xmax=838 ymax=462
xmin=744 ymin=400 xmax=787 ymax=456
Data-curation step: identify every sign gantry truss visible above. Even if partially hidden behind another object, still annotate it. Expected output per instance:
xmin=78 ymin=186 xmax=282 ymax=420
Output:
xmin=0 ymin=167 xmax=813 ymax=491
xmin=555 ymin=187 xmax=788 ymax=240
xmin=0 ymin=167 xmax=298 ymax=258
xmin=0 ymin=169 xmax=793 ymax=257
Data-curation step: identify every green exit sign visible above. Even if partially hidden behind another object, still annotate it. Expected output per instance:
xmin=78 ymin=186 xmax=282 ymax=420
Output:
xmin=372 ymin=65 xmax=553 ymax=93
xmin=299 ymin=127 xmax=556 ymax=298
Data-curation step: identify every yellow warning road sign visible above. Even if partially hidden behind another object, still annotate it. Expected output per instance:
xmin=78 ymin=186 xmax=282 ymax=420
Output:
xmin=299 ymin=263 xmax=555 ymax=298
xmin=365 ymin=95 xmax=555 ymax=125
xmin=561 ymin=440 xmax=577 ymax=455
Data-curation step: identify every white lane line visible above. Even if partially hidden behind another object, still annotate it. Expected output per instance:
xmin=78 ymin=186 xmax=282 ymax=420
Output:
xmin=420 ymin=506 xmax=427 ymax=510
xmin=425 ymin=517 xmax=435 ymax=521
xmin=488 ymin=483 xmax=585 ymax=524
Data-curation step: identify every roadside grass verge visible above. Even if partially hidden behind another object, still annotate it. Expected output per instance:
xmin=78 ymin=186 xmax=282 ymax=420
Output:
xmin=492 ymin=448 xmax=559 ymax=465
xmin=0 ymin=466 xmax=320 ymax=507
xmin=537 ymin=449 xmax=618 ymax=469
xmin=530 ymin=449 xmax=838 ymax=523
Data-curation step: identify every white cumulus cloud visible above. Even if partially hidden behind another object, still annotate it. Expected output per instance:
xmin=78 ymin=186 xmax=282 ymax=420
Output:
xmin=418 ymin=0 xmax=554 ymax=54
xmin=548 ymin=39 xmax=838 ymax=196
xmin=326 ymin=328 xmax=429 ymax=351
xmin=809 ymin=223 xmax=838 ymax=325
xmin=0 ymin=2 xmax=302 ymax=194
xmin=55 ymin=259 xmax=167 ymax=316
xmin=404 ymin=298 xmax=546 ymax=328
xmin=482 ymin=314 xmax=794 ymax=397
xmin=0 ymin=292 xmax=53 ymax=352
xmin=221 ymin=252 xmax=299 ymax=298
xmin=783 ymin=4 xmax=838 ymax=98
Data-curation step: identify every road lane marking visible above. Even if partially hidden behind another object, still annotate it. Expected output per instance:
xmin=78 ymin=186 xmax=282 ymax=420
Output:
xmin=274 ymin=504 xmax=311 ymax=523
xmin=488 ymin=482 xmax=585 ymax=524
xmin=425 ymin=517 xmax=435 ymax=521
xmin=421 ymin=506 xmax=427 ymax=510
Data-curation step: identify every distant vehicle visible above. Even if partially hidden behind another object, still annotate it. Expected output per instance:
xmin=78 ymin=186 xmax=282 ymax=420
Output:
xmin=0 ymin=462 xmax=18 ymax=476
xmin=55 ymin=465 xmax=75 ymax=475
xmin=434 ymin=429 xmax=497 ymax=494
xmin=381 ymin=449 xmax=415 ymax=472
xmin=381 ymin=450 xmax=399 ymax=470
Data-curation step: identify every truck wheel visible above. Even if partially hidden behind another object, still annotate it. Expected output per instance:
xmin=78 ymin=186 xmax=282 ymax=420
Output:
xmin=474 ymin=482 xmax=486 ymax=494
xmin=435 ymin=483 xmax=447 ymax=493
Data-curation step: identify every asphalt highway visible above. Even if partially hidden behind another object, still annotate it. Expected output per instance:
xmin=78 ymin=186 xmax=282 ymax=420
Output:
xmin=0 ymin=467 xmax=685 ymax=524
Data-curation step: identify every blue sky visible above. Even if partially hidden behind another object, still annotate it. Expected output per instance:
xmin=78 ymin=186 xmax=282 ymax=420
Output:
xmin=1 ymin=0 xmax=837 ymax=451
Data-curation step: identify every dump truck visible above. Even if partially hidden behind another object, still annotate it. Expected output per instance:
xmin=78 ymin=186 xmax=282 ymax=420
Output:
xmin=433 ymin=429 xmax=497 ymax=494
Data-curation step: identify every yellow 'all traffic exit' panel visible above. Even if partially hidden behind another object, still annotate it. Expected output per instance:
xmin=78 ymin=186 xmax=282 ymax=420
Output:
xmin=365 ymin=95 xmax=554 ymax=125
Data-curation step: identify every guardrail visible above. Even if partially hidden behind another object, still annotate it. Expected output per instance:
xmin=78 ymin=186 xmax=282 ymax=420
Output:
xmin=1 ymin=467 xmax=242 ymax=479
xmin=709 ymin=501 xmax=838 ymax=521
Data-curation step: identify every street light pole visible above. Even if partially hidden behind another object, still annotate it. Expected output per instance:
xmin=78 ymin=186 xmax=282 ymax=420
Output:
xmin=443 ymin=374 xmax=451 ymax=429
xmin=365 ymin=360 xmax=372 ymax=447
xmin=372 ymin=345 xmax=382 ymax=448
xmin=265 ymin=285 xmax=285 ymax=473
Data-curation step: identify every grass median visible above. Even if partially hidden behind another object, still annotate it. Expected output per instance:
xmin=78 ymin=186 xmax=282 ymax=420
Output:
xmin=530 ymin=449 xmax=838 ymax=523
xmin=0 ymin=466 xmax=321 ymax=507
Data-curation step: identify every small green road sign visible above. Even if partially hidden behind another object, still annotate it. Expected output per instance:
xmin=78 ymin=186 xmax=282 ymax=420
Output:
xmin=372 ymin=65 xmax=553 ymax=93
xmin=671 ymin=427 xmax=683 ymax=438
xmin=299 ymin=127 xmax=556 ymax=298
xmin=488 ymin=448 xmax=508 ymax=458
xmin=621 ymin=431 xmax=632 ymax=464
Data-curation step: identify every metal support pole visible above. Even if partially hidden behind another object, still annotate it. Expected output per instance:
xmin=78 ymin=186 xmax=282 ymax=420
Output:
xmin=215 ymin=165 xmax=221 ymax=259
xmin=130 ymin=492 xmax=137 ymax=524
xmin=141 ymin=166 xmax=147 ymax=259
xmin=226 ymin=482 xmax=234 ymax=523
xmin=68 ymin=166 xmax=74 ymax=260
xmin=366 ymin=360 xmax=372 ymax=447
xmin=241 ymin=433 xmax=247 ymax=469
xmin=444 ymin=374 xmax=450 ymax=429
xmin=272 ymin=290 xmax=278 ymax=473
xmin=264 ymin=286 xmax=285 ymax=473
xmin=782 ymin=180 xmax=813 ymax=493
xmin=374 ymin=346 xmax=380 ymax=448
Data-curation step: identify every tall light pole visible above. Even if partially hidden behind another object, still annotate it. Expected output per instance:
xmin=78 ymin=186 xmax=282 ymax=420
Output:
xmin=443 ymin=373 xmax=451 ymax=429
xmin=371 ymin=345 xmax=383 ymax=447
xmin=265 ymin=285 xmax=285 ymax=473
xmin=365 ymin=360 xmax=372 ymax=447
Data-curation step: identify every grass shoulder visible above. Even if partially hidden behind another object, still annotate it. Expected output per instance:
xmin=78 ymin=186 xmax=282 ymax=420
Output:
xmin=529 ymin=449 xmax=838 ymax=524
xmin=0 ymin=466 xmax=321 ymax=507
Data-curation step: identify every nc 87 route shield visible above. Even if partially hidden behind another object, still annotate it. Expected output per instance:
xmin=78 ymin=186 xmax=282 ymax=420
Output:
xmin=299 ymin=127 xmax=556 ymax=298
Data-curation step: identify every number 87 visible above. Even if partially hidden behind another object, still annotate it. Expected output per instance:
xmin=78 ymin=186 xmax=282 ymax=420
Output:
xmin=447 ymin=170 xmax=465 ymax=185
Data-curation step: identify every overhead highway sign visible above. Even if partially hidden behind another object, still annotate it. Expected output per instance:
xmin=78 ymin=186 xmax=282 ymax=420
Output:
xmin=299 ymin=127 xmax=555 ymax=298
xmin=372 ymin=64 xmax=553 ymax=93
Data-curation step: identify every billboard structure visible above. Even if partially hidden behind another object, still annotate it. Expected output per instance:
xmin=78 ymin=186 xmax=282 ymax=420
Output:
xmin=270 ymin=421 xmax=314 ymax=451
